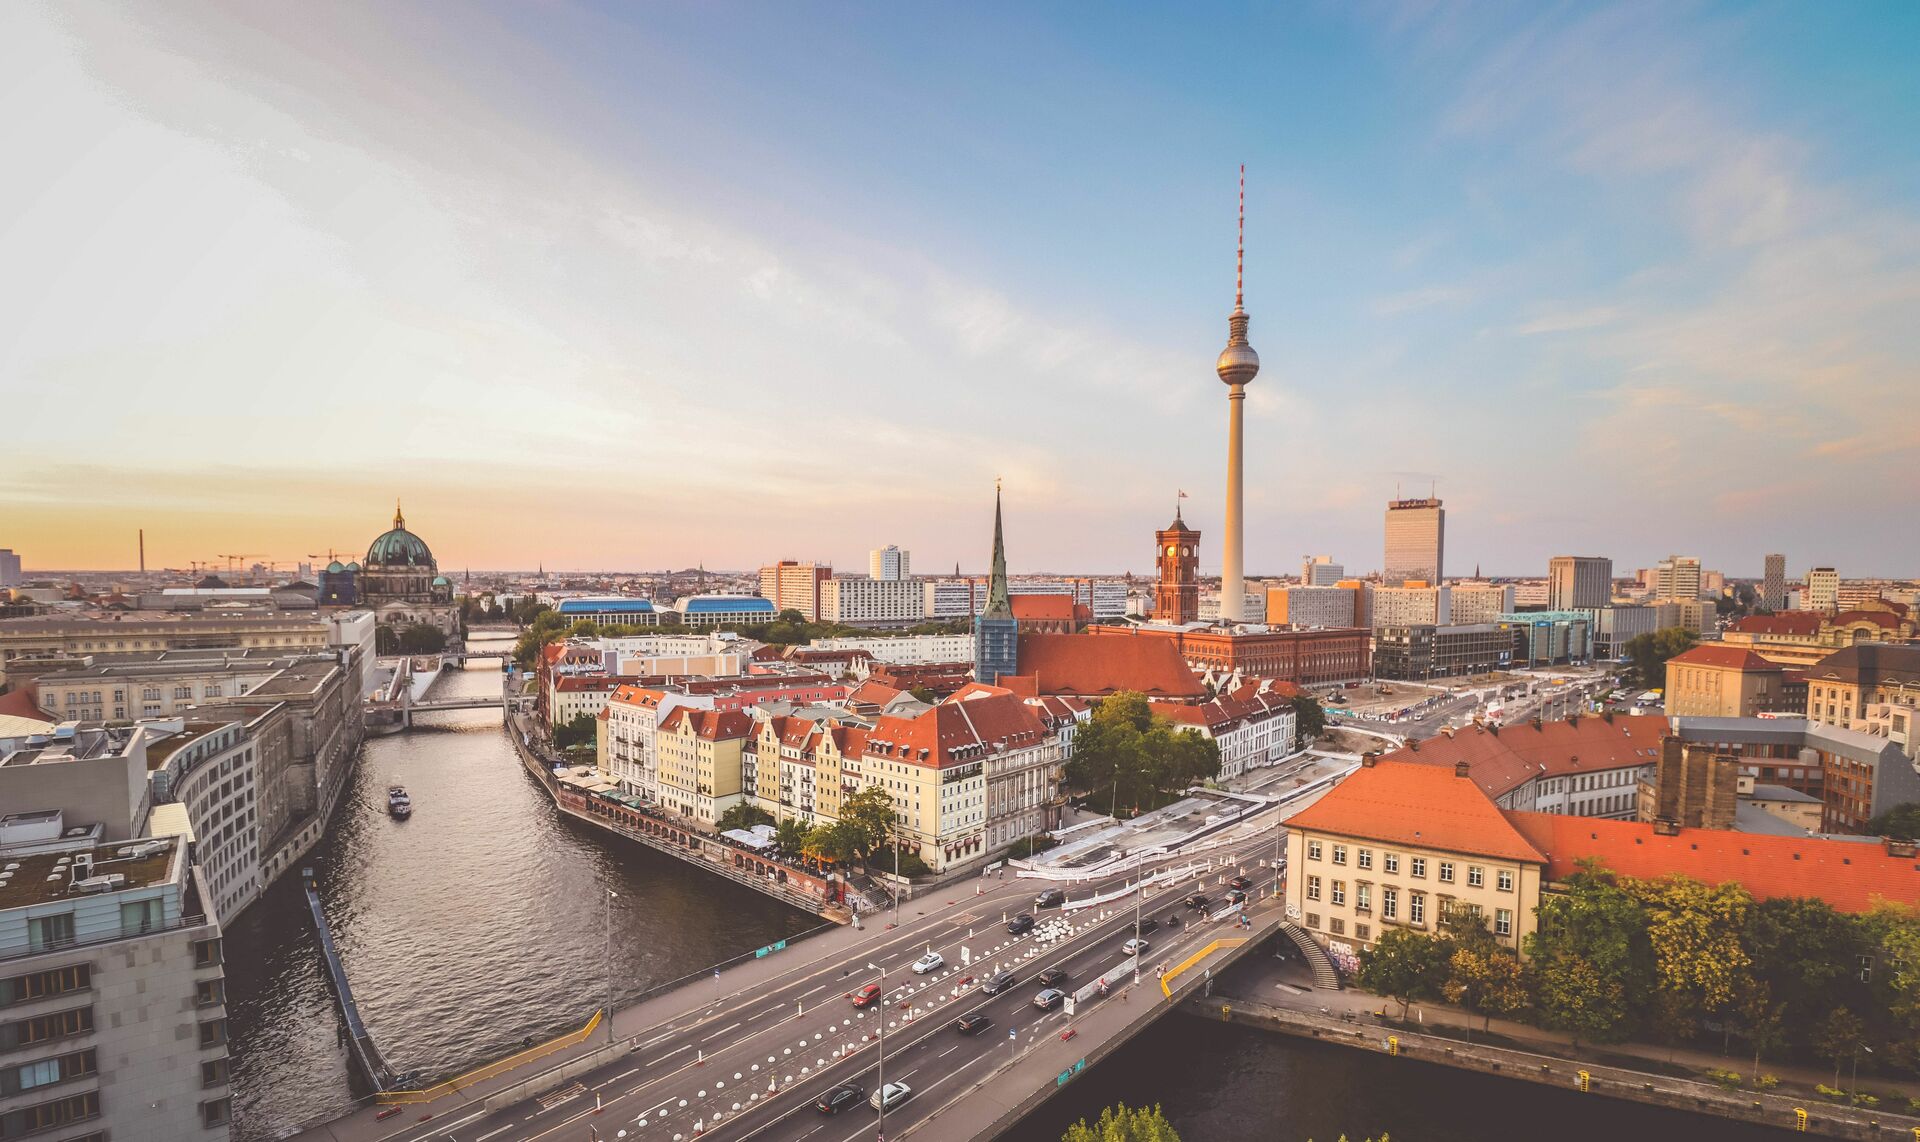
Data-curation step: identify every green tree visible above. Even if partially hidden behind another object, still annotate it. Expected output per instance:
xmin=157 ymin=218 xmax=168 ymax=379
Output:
xmin=1860 ymin=902 xmax=1920 ymax=1072
xmin=1442 ymin=921 xmax=1530 ymax=1033
xmin=553 ymin=713 xmax=597 ymax=750
xmin=1060 ymin=1103 xmax=1181 ymax=1142
xmin=1868 ymin=803 xmax=1920 ymax=841
xmin=1737 ymin=980 xmax=1789 ymax=1077
xmin=773 ymin=818 xmax=808 ymax=854
xmin=394 ymin=623 xmax=447 ymax=654
xmin=839 ymin=785 xmax=899 ymax=859
xmin=1628 ymin=875 xmax=1753 ymax=1041
xmin=1289 ymin=693 xmax=1326 ymax=747
xmin=1356 ymin=927 xmax=1451 ymax=1020
xmin=1524 ymin=861 xmax=1651 ymax=1047
xmin=1064 ymin=692 xmax=1220 ymax=815
xmin=1812 ymin=1007 xmax=1866 ymax=1088
xmin=716 ymin=803 xmax=774 ymax=832
xmin=801 ymin=822 xmax=863 ymax=866
xmin=1743 ymin=896 xmax=1866 ymax=1056
xmin=1622 ymin=627 xmax=1697 ymax=688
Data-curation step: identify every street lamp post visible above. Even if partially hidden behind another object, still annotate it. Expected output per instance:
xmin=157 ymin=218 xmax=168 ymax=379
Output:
xmin=867 ymin=961 xmax=886 ymax=1141
xmin=604 ymin=887 xmax=617 ymax=1044
xmin=1851 ymin=1042 xmax=1872 ymax=1097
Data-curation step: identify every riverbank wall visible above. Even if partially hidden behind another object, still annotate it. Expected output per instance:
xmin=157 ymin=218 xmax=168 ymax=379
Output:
xmin=503 ymin=719 xmax=848 ymax=921
xmin=1182 ymin=994 xmax=1918 ymax=1141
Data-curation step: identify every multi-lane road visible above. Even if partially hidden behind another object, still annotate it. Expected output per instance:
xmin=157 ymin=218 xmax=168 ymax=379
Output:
xmin=362 ymin=821 xmax=1289 ymax=1142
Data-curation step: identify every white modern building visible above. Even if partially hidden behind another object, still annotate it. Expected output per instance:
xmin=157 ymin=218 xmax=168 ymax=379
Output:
xmin=820 ymin=576 xmax=926 ymax=626
xmin=1371 ymin=585 xmax=1451 ymax=628
xmin=808 ymin=633 xmax=976 ymax=664
xmin=1803 ymin=566 xmax=1839 ymax=612
xmin=869 ymin=546 xmax=911 ymax=581
xmin=1449 ymin=583 xmax=1516 ymax=625
xmin=1300 ymin=556 xmax=1344 ymax=586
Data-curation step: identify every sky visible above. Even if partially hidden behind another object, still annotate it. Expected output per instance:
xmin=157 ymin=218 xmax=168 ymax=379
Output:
xmin=3 ymin=2 xmax=1917 ymax=579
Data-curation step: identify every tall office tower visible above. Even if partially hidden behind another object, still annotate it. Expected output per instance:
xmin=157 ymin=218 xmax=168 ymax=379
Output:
xmin=0 ymin=548 xmax=20 ymax=587
xmin=1214 ymin=166 xmax=1260 ymax=624
xmin=973 ymin=486 xmax=1018 ymax=684
xmin=1301 ymin=555 xmax=1344 ymax=586
xmin=1548 ymin=555 xmax=1613 ymax=610
xmin=1762 ymin=553 xmax=1786 ymax=610
xmin=1653 ymin=556 xmax=1703 ymax=600
xmin=1803 ymin=566 xmax=1839 ymax=613
xmin=1383 ymin=498 xmax=1445 ymax=585
xmin=869 ymin=546 xmax=910 ymax=580
xmin=757 ymin=560 xmax=832 ymax=621
xmin=1154 ymin=508 xmax=1202 ymax=625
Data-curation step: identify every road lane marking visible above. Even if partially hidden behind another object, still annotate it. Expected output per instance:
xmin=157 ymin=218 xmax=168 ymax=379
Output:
xmin=700 ymin=1020 xmax=743 ymax=1042
xmin=476 ymin=1124 xmax=515 ymax=1142
xmin=648 ymin=1043 xmax=692 ymax=1065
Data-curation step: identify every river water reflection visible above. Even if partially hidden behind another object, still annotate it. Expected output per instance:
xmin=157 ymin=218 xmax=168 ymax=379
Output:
xmin=225 ymin=637 xmax=817 ymax=1139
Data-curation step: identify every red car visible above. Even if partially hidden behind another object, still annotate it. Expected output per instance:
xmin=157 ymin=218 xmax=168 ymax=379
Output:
xmin=849 ymin=984 xmax=883 ymax=1007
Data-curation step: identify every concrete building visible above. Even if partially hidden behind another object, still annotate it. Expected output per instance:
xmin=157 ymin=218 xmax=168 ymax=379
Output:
xmin=1720 ymin=602 xmax=1916 ymax=668
xmin=1672 ymin=715 xmax=1920 ymax=834
xmin=1762 ymin=553 xmax=1786 ymax=611
xmin=0 ymin=549 xmax=20 ymax=588
xmin=1300 ymin=556 xmax=1344 ymax=587
xmin=1198 ymin=589 xmax=1265 ymax=623
xmin=671 ymin=596 xmax=778 ymax=626
xmin=1803 ymin=643 xmax=1920 ymax=754
xmin=1803 ymin=566 xmax=1840 ymax=612
xmin=1653 ymin=556 xmax=1703 ymax=601
xmin=923 ymin=578 xmax=1127 ymax=621
xmin=1663 ymin=645 xmax=1796 ymax=719
xmin=30 ymin=650 xmax=306 ymax=723
xmin=1370 ymin=584 xmax=1450 ymax=628
xmin=1380 ymin=715 xmax=1668 ymax=819
xmin=0 ymin=615 xmax=332 ymax=688
xmin=1449 ymin=583 xmax=1515 ymax=625
xmin=0 ymin=827 xmax=231 ymax=1141
xmin=808 ymin=634 xmax=976 ymax=665
xmin=1383 ymin=497 xmax=1444 ymax=585
xmin=1548 ymin=556 xmax=1613 ymax=610
xmin=1582 ymin=604 xmax=1661 ymax=660
xmin=1373 ymin=623 xmax=1516 ymax=681
xmin=820 ymin=576 xmax=925 ymax=627
xmin=869 ymin=546 xmax=910 ymax=581
xmin=1264 ymin=585 xmax=1357 ymax=629
xmin=1496 ymin=611 xmax=1592 ymax=666
xmin=757 ymin=562 xmax=832 ymax=621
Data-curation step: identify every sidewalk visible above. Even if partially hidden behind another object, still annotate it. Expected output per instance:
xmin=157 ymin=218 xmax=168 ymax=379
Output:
xmin=1229 ymin=958 xmax=1920 ymax=1105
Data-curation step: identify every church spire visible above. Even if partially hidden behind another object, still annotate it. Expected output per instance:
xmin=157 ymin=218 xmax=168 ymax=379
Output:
xmin=983 ymin=480 xmax=1013 ymax=619
xmin=394 ymin=498 xmax=405 ymax=530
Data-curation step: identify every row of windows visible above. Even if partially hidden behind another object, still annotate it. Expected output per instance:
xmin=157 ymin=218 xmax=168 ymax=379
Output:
xmin=1303 ymin=898 xmax=1514 ymax=938
xmin=0 ymin=965 xmax=90 ymax=1009
xmin=0 ymin=1006 xmax=91 ymax=1051
xmin=0 ymin=1089 xmax=99 ymax=1139
xmin=1304 ymin=841 xmax=1513 ymax=891
xmin=0 ymin=1048 xmax=96 ymax=1097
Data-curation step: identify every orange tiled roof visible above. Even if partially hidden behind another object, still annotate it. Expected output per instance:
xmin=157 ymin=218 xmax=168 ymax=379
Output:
xmin=1729 ymin=613 xmax=1823 ymax=637
xmin=1505 ymin=812 xmax=1920 ymax=914
xmin=1287 ymin=760 xmax=1549 ymax=864
xmin=1380 ymin=716 xmax=1669 ymax=801
xmin=862 ymin=692 xmax=1049 ymax=768
xmin=1667 ymin=645 xmax=1783 ymax=672
xmin=661 ymin=707 xmax=752 ymax=741
xmin=1010 ymin=594 xmax=1077 ymax=622
xmin=1012 ymin=633 xmax=1206 ymax=699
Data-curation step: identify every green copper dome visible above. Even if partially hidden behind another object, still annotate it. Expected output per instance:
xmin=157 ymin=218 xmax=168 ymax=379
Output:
xmin=366 ymin=502 xmax=434 ymax=567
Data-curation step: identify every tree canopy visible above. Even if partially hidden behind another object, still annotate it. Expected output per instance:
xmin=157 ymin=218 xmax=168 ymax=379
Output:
xmin=1868 ymin=802 xmax=1920 ymax=841
xmin=1064 ymin=692 xmax=1221 ymax=816
xmin=1622 ymin=627 xmax=1698 ymax=688
xmin=1060 ymin=1103 xmax=1182 ymax=1142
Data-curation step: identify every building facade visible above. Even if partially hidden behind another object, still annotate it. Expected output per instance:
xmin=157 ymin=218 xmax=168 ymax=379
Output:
xmin=869 ymin=547 xmax=910 ymax=581
xmin=1762 ymin=554 xmax=1786 ymax=611
xmin=1663 ymin=645 xmax=1794 ymax=719
xmin=1548 ymin=556 xmax=1613 ymax=610
xmin=1153 ymin=510 xmax=1201 ymax=625
xmin=1652 ymin=556 xmax=1703 ymax=601
xmin=1449 ymin=583 xmax=1515 ymax=625
xmin=1083 ymin=623 xmax=1369 ymax=688
xmin=356 ymin=504 xmax=459 ymax=652
xmin=1370 ymin=585 xmax=1450 ymax=629
xmin=1373 ymin=623 xmax=1515 ymax=680
xmin=1264 ymin=586 xmax=1357 ymax=629
xmin=757 ymin=562 xmax=832 ymax=621
xmin=820 ymin=576 xmax=925 ymax=626
xmin=1301 ymin=556 xmax=1344 ymax=586
xmin=1383 ymin=497 xmax=1444 ymax=585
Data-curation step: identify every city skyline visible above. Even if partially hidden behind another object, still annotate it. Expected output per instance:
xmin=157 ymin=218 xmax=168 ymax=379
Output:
xmin=6 ymin=3 xmax=1920 ymax=575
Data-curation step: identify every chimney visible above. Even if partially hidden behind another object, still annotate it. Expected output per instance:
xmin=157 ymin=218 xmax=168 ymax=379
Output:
xmin=1361 ymin=752 xmax=1379 ymax=768
xmin=1651 ymin=818 xmax=1681 ymax=836
xmin=1886 ymin=837 xmax=1918 ymax=859
xmin=1454 ymin=760 xmax=1471 ymax=778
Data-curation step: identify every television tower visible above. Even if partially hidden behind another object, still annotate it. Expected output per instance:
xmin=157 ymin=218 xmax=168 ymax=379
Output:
xmin=1215 ymin=166 xmax=1260 ymax=623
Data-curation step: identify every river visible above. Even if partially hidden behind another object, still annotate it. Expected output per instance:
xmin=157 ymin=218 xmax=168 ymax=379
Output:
xmin=224 ymin=636 xmax=819 ymax=1140
xmin=227 ymin=636 xmax=1788 ymax=1142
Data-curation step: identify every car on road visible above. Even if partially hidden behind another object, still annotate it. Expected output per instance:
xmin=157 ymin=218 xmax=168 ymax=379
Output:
xmin=1226 ymin=889 xmax=1248 ymax=905
xmin=1183 ymin=893 xmax=1211 ymax=910
xmin=1035 ymin=967 xmax=1069 ymax=988
xmin=869 ymin=1082 xmax=912 ymax=1111
xmin=1032 ymin=988 xmax=1066 ymax=1010
xmin=849 ymin=984 xmax=882 ymax=1007
xmin=953 ymin=1012 xmax=993 ymax=1035
xmin=1007 ymin=913 xmax=1035 ymax=935
xmin=817 ymin=1081 xmax=865 ymax=1115
xmin=911 ymin=951 xmax=945 ymax=974
xmin=979 ymin=970 xmax=1017 ymax=996
xmin=1122 ymin=937 xmax=1150 ymax=956
xmin=1228 ymin=875 xmax=1252 ymax=891
xmin=1033 ymin=888 xmax=1066 ymax=909
xmin=1134 ymin=918 xmax=1159 ymax=935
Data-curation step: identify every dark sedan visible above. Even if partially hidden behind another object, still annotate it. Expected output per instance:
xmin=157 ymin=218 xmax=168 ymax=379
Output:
xmin=817 ymin=1082 xmax=865 ymax=1115
xmin=1007 ymin=913 xmax=1036 ymax=935
xmin=953 ymin=1012 xmax=993 ymax=1035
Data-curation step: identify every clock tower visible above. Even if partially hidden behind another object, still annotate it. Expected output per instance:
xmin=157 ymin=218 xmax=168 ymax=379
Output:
xmin=1153 ymin=507 xmax=1201 ymax=625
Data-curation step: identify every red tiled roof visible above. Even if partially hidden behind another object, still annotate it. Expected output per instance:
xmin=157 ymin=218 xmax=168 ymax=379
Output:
xmin=1381 ymin=716 xmax=1670 ymax=800
xmin=864 ymin=692 xmax=1049 ymax=768
xmin=846 ymin=679 xmax=907 ymax=707
xmin=1666 ymin=645 xmax=1783 ymax=672
xmin=1011 ymin=633 xmax=1206 ymax=699
xmin=0 ymin=689 xmax=47 ymax=721
xmin=1010 ymin=594 xmax=1076 ymax=621
xmin=1505 ymin=812 xmax=1920 ymax=914
xmin=1287 ymin=761 xmax=1548 ymax=864
xmin=661 ymin=707 xmax=753 ymax=741
xmin=1729 ymin=613 xmax=1822 ymax=637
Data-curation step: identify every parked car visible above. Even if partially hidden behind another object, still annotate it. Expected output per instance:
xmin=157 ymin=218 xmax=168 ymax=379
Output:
xmin=1122 ymin=937 xmax=1150 ymax=956
xmin=1228 ymin=875 xmax=1252 ymax=891
xmin=869 ymin=1082 xmax=912 ymax=1111
xmin=817 ymin=1082 xmax=865 ymax=1115
xmin=952 ymin=1012 xmax=992 ymax=1035
xmin=1033 ymin=888 xmax=1066 ymax=909
xmin=849 ymin=984 xmax=882 ymax=1007
xmin=1007 ymin=913 xmax=1035 ymax=935
xmin=1035 ymin=967 xmax=1069 ymax=988
xmin=1032 ymin=988 xmax=1066 ymax=1011
xmin=911 ymin=951 xmax=945 ymax=975
xmin=979 ymin=970 xmax=1017 ymax=996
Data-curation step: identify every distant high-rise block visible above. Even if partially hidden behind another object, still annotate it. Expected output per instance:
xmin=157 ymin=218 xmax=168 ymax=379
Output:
xmin=1301 ymin=555 xmax=1344 ymax=586
xmin=1653 ymin=556 xmax=1703 ymax=601
xmin=1762 ymin=553 xmax=1786 ymax=610
xmin=1548 ymin=556 xmax=1612 ymax=610
xmin=1803 ymin=566 xmax=1839 ymax=613
xmin=0 ymin=548 xmax=20 ymax=587
xmin=758 ymin=560 xmax=832 ymax=621
xmin=869 ymin=546 xmax=910 ymax=581
xmin=1383 ymin=497 xmax=1444 ymax=585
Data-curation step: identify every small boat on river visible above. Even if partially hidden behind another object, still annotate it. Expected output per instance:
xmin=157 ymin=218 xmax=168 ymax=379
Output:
xmin=387 ymin=785 xmax=413 ymax=819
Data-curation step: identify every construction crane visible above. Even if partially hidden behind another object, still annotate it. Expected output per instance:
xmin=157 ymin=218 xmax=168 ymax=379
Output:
xmin=308 ymin=548 xmax=358 ymax=565
xmin=217 ymin=553 xmax=264 ymax=573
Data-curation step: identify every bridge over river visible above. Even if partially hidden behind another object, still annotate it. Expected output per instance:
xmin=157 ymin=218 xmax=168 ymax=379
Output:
xmin=287 ymin=809 xmax=1309 ymax=1142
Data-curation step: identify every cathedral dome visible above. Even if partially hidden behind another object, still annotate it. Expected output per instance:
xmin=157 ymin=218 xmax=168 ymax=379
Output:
xmin=326 ymin=560 xmax=345 ymax=573
xmin=365 ymin=502 xmax=435 ymax=568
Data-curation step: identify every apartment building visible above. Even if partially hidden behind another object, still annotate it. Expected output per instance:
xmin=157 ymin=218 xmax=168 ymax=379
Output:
xmin=757 ymin=562 xmax=832 ymax=621
xmin=0 ymin=615 xmax=332 ymax=687
xmin=1151 ymin=685 xmax=1298 ymax=780
xmin=1803 ymin=567 xmax=1839 ymax=612
xmin=31 ymin=649 xmax=313 ymax=723
xmin=1264 ymin=586 xmax=1357 ymax=629
xmin=1663 ymin=645 xmax=1796 ymax=719
xmin=869 ymin=547 xmax=911 ymax=581
xmin=653 ymin=708 xmax=753 ymax=825
xmin=807 ymin=634 xmax=976 ymax=665
xmin=1762 ymin=554 xmax=1786 ymax=611
xmin=1547 ymin=556 xmax=1612 ymax=610
xmin=1370 ymin=585 xmax=1450 ymax=628
xmin=1652 ymin=556 xmax=1703 ymax=601
xmin=819 ymin=576 xmax=926 ymax=626
xmin=1300 ymin=556 xmax=1344 ymax=586
xmin=1373 ymin=624 xmax=1516 ymax=680
xmin=1448 ymin=583 xmax=1515 ymax=625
